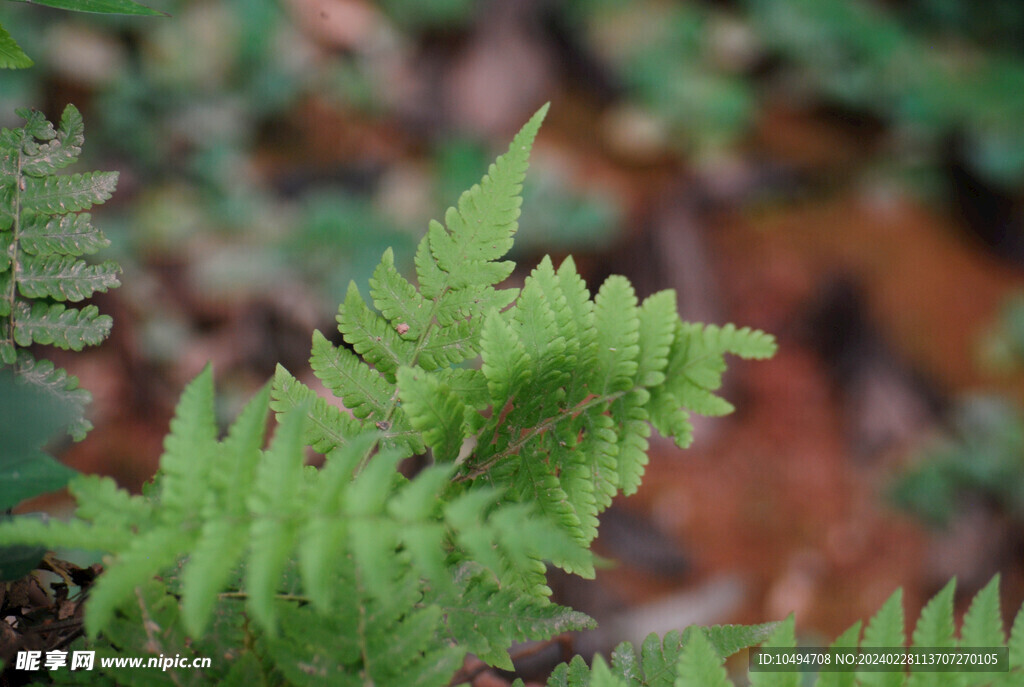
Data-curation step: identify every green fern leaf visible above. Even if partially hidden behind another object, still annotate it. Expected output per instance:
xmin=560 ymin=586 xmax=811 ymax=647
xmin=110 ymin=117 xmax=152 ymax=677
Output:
xmin=547 ymin=655 xmax=595 ymax=687
xmin=647 ymin=391 xmax=694 ymax=449
xmin=19 ymin=104 xmax=84 ymax=175
xmin=960 ymin=575 xmax=1007 ymax=686
xmin=426 ymin=103 xmax=547 ymax=284
xmin=858 ymin=588 xmax=905 ymax=687
xmin=298 ymin=436 xmax=367 ymax=612
xmin=2 ymin=106 xmax=121 ymax=441
xmin=84 ymin=527 xmax=193 ymax=637
xmin=180 ymin=386 xmax=271 ymax=637
xmin=906 ymin=578 xmax=955 ymax=687
xmin=369 ymin=247 xmax=430 ymax=338
xmin=556 ymin=256 xmax=597 ymax=372
xmin=396 ymin=366 xmax=466 ymax=461
xmin=157 ymin=366 xmax=218 ymax=516
xmin=180 ymin=518 xmax=248 ymax=638
xmin=636 ymin=290 xmax=678 ymax=388
xmin=13 ymin=353 xmax=92 ymax=439
xmin=674 ymin=629 xmax=732 ymax=687
xmin=749 ymin=616 xmax=797 ymax=687
xmin=246 ymin=405 xmax=309 ymax=632
xmin=613 ymin=391 xmax=652 ymax=496
xmin=592 ymin=275 xmax=640 ymax=394
xmin=815 ymin=621 xmax=862 ymax=687
xmin=700 ymin=323 xmax=778 ymax=360
xmin=0 ymin=22 xmax=33 ymax=69
xmin=11 ymin=0 xmax=166 ymax=16
xmin=591 ymin=655 xmax=630 ymax=687
xmin=436 ymin=366 xmax=490 ymax=409
xmin=12 ymin=302 xmax=111 ymax=349
xmin=266 ymin=584 xmax=464 ymax=687
xmin=271 ymin=363 xmax=362 ymax=453
xmin=639 ymin=631 xmax=688 ymax=686
xmin=417 ymin=316 xmax=478 ymax=369
xmin=702 ymin=622 xmax=781 ymax=658
xmin=336 ymin=281 xmax=415 ymax=378
xmin=1010 ymin=601 xmax=1024 ymax=670
xmin=310 ymin=329 xmax=392 ymax=421
xmin=17 ymin=255 xmax=120 ymax=301
xmin=18 ymin=212 xmax=109 ymax=255
xmin=69 ymin=474 xmax=153 ymax=532
xmin=481 ymin=308 xmax=533 ymax=404
xmin=21 ymin=170 xmax=118 ymax=214
xmin=961 ymin=575 xmax=1005 ymax=648
xmin=501 ymin=261 xmax=571 ymax=430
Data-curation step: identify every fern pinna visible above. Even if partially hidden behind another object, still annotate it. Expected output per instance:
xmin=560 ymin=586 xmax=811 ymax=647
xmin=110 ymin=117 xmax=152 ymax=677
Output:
xmin=0 ymin=106 xmax=773 ymax=685
xmin=0 ymin=104 xmax=121 ymax=439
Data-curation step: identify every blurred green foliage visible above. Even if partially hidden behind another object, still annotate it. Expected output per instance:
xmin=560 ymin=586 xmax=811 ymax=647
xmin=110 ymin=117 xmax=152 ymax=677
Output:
xmin=568 ymin=0 xmax=1024 ymax=187
xmin=891 ymin=396 xmax=1024 ymax=527
xmin=894 ymin=293 xmax=1024 ymax=528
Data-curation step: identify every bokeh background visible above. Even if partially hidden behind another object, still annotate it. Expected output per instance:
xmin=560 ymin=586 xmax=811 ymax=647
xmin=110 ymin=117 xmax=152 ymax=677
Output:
xmin=8 ymin=0 xmax=1024 ymax=679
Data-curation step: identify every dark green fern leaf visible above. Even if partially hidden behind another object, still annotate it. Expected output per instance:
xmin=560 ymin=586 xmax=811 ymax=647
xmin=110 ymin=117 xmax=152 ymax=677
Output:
xmin=1 ymin=105 xmax=121 ymax=440
xmin=21 ymin=170 xmax=118 ymax=214
xmin=11 ymin=302 xmax=111 ymax=350
xmin=18 ymin=212 xmax=109 ymax=256
xmin=12 ymin=352 xmax=92 ymax=439
xmin=17 ymin=254 xmax=120 ymax=301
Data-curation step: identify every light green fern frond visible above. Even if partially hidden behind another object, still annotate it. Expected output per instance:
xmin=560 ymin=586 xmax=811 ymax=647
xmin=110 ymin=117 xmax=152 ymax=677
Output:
xmin=0 ymin=367 xmax=593 ymax=653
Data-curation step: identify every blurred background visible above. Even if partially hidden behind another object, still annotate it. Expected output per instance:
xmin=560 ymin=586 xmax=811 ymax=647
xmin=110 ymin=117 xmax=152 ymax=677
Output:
xmin=8 ymin=0 xmax=1024 ymax=677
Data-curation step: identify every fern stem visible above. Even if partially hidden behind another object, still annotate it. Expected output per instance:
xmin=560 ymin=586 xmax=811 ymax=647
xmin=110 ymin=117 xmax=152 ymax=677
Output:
xmin=2 ymin=131 xmax=26 ymax=355
xmin=456 ymin=387 xmax=631 ymax=482
xmin=217 ymin=591 xmax=312 ymax=603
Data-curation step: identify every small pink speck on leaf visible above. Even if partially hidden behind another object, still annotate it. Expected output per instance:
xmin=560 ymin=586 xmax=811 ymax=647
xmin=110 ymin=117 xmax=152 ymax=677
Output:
xmin=396 ymin=323 xmax=410 ymax=335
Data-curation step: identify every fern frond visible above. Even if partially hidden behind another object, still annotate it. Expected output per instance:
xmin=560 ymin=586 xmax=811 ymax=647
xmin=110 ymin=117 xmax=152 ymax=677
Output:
xmin=1 ymin=105 xmax=121 ymax=440
xmin=426 ymin=102 xmax=547 ymax=286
